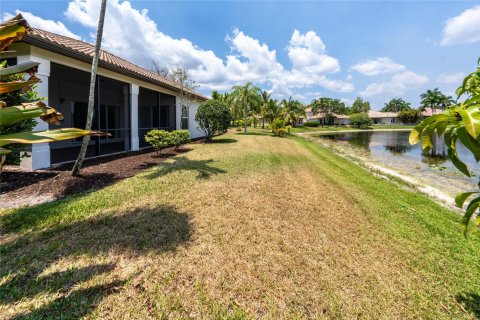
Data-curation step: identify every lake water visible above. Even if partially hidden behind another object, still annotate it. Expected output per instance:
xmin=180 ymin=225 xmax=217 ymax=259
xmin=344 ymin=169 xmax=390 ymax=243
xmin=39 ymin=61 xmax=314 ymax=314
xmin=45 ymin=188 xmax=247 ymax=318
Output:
xmin=309 ymin=130 xmax=479 ymax=200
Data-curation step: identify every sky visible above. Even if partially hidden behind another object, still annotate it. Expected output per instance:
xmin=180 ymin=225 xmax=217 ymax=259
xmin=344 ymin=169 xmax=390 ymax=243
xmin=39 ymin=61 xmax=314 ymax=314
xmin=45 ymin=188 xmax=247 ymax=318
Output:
xmin=2 ymin=0 xmax=480 ymax=109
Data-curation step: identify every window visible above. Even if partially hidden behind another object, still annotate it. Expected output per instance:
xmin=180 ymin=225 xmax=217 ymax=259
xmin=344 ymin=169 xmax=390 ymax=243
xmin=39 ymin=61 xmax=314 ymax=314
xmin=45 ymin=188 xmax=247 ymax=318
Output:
xmin=181 ymin=105 xmax=189 ymax=129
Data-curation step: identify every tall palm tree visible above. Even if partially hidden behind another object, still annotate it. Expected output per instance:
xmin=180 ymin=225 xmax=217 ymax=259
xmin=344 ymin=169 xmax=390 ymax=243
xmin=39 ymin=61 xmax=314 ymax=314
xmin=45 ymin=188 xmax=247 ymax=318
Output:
xmin=381 ymin=98 xmax=411 ymax=112
xmin=231 ymin=82 xmax=261 ymax=134
xmin=71 ymin=0 xmax=107 ymax=176
xmin=439 ymin=94 xmax=455 ymax=110
xmin=260 ymin=90 xmax=271 ymax=129
xmin=420 ymin=88 xmax=443 ymax=115
xmin=282 ymin=97 xmax=306 ymax=127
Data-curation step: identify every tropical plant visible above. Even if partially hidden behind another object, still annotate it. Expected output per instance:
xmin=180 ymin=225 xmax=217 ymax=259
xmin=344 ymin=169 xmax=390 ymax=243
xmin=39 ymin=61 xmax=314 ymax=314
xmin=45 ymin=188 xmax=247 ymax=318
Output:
xmin=397 ymin=109 xmax=421 ymax=124
xmin=0 ymin=14 xmax=96 ymax=175
xmin=282 ymin=97 xmax=306 ymax=127
xmin=264 ymin=99 xmax=284 ymax=125
xmin=381 ymin=98 xmax=412 ymax=113
xmin=71 ymin=0 xmax=107 ymax=176
xmin=349 ymin=112 xmax=372 ymax=128
xmin=170 ymin=130 xmax=190 ymax=150
xmin=419 ymin=88 xmax=453 ymax=114
xmin=231 ymin=82 xmax=261 ymax=134
xmin=350 ymin=97 xmax=370 ymax=114
xmin=410 ymin=59 xmax=480 ymax=235
xmin=144 ymin=129 xmax=173 ymax=155
xmin=303 ymin=121 xmax=320 ymax=127
xmin=195 ymin=99 xmax=232 ymax=141
xmin=270 ymin=119 xmax=290 ymax=137
xmin=259 ymin=90 xmax=271 ymax=129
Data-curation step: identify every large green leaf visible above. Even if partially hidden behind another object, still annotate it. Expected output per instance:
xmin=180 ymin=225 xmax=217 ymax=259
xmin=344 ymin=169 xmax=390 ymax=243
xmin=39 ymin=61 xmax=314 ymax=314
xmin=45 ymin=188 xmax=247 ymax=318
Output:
xmin=455 ymin=191 xmax=480 ymax=208
xmin=457 ymin=105 xmax=480 ymax=139
xmin=464 ymin=196 xmax=480 ymax=235
xmin=0 ymin=77 xmax=40 ymax=94
xmin=0 ymin=13 xmax=30 ymax=52
xmin=0 ymin=61 xmax=39 ymax=76
xmin=421 ymin=123 xmax=436 ymax=151
xmin=0 ymin=128 xmax=90 ymax=147
xmin=457 ymin=126 xmax=480 ymax=161
xmin=0 ymin=102 xmax=61 ymax=126
xmin=448 ymin=146 xmax=470 ymax=177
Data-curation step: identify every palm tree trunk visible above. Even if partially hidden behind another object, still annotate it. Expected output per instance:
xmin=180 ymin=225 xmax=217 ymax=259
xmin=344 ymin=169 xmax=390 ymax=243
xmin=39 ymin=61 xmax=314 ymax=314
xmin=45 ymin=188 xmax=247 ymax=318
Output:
xmin=71 ymin=0 xmax=107 ymax=176
xmin=262 ymin=117 xmax=265 ymax=129
xmin=244 ymin=104 xmax=247 ymax=134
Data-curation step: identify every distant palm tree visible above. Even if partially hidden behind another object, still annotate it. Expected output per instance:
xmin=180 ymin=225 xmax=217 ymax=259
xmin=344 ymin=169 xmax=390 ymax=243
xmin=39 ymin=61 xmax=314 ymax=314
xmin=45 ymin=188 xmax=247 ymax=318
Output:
xmin=260 ymin=90 xmax=271 ymax=129
xmin=231 ymin=82 xmax=261 ymax=134
xmin=71 ymin=0 xmax=107 ymax=176
xmin=439 ymin=94 xmax=455 ymax=110
xmin=420 ymin=88 xmax=443 ymax=115
xmin=381 ymin=98 xmax=411 ymax=112
xmin=282 ymin=97 xmax=306 ymax=127
xmin=264 ymin=99 xmax=284 ymax=125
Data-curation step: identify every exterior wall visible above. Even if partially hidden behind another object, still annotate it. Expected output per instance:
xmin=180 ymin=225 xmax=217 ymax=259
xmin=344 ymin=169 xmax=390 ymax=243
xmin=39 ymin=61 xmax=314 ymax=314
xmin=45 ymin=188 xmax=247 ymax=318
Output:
xmin=372 ymin=117 xmax=397 ymax=124
xmin=8 ymin=43 xmax=205 ymax=169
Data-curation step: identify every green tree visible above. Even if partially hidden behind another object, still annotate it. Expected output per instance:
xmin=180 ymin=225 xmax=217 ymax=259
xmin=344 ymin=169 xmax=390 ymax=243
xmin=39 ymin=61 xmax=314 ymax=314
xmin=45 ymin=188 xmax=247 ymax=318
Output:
xmin=310 ymin=97 xmax=347 ymax=125
xmin=397 ymin=109 xmax=421 ymax=124
xmin=381 ymin=98 xmax=412 ymax=112
xmin=419 ymin=88 xmax=453 ymax=114
xmin=71 ymin=0 xmax=108 ymax=176
xmin=231 ymin=82 xmax=261 ymax=134
xmin=282 ymin=97 xmax=306 ymax=127
xmin=350 ymin=97 xmax=370 ymax=114
xmin=264 ymin=99 xmax=284 ymax=125
xmin=410 ymin=59 xmax=480 ymax=235
xmin=195 ymin=99 xmax=232 ymax=141
xmin=349 ymin=112 xmax=372 ymax=128
xmin=259 ymin=90 xmax=271 ymax=129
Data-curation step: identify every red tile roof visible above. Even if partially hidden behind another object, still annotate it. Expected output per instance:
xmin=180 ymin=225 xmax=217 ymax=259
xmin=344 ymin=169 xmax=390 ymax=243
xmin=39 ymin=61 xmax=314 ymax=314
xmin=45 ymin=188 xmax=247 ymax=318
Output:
xmin=421 ymin=108 xmax=443 ymax=117
xmin=24 ymin=28 xmax=208 ymax=101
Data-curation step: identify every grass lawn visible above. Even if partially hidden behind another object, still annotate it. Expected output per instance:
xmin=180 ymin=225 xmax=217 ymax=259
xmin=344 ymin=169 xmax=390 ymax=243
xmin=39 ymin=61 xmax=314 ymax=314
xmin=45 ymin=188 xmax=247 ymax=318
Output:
xmin=1 ymin=129 xmax=479 ymax=319
xmin=290 ymin=124 xmax=414 ymax=133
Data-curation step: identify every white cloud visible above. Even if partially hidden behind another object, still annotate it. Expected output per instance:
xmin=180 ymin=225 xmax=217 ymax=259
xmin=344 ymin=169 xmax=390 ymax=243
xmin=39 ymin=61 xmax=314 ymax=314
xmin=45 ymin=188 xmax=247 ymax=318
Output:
xmin=287 ymin=29 xmax=340 ymax=74
xmin=3 ymin=10 xmax=81 ymax=39
xmin=360 ymin=71 xmax=428 ymax=97
xmin=350 ymin=57 xmax=405 ymax=76
xmin=63 ymin=0 xmax=353 ymax=95
xmin=441 ymin=6 xmax=480 ymax=46
xmin=437 ymin=72 xmax=465 ymax=84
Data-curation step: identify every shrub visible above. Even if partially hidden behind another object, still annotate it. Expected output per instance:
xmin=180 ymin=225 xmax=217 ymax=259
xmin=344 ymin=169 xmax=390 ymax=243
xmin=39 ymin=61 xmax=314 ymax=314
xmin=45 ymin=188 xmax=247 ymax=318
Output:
xmin=170 ymin=130 xmax=190 ymax=150
xmin=349 ymin=112 xmax=372 ymax=129
xmin=145 ymin=129 xmax=173 ymax=155
xmin=195 ymin=100 xmax=232 ymax=141
xmin=270 ymin=119 xmax=290 ymax=137
xmin=398 ymin=109 xmax=421 ymax=124
xmin=304 ymin=121 xmax=319 ymax=127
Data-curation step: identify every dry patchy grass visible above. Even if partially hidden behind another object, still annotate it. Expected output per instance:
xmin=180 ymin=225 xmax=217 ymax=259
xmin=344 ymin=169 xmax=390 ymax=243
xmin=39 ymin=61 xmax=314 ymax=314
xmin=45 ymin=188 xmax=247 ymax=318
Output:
xmin=1 ymin=130 xmax=479 ymax=319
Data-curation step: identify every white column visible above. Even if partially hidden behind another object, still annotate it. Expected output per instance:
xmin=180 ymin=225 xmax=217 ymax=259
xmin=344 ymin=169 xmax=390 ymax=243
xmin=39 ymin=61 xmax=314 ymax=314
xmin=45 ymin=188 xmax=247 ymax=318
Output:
xmin=18 ymin=55 xmax=51 ymax=170
xmin=130 ymin=84 xmax=139 ymax=151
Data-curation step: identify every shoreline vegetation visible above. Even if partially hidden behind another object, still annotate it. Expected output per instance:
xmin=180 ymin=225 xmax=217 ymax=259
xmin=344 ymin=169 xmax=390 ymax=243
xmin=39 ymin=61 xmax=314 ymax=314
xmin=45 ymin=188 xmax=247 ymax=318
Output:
xmin=1 ymin=130 xmax=479 ymax=319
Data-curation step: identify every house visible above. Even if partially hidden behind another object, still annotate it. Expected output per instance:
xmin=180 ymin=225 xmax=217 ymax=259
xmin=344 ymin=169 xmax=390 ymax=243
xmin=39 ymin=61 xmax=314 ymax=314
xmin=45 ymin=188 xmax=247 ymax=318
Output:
xmin=421 ymin=108 xmax=443 ymax=118
xmin=4 ymin=28 xmax=208 ymax=170
xmin=367 ymin=110 xmax=398 ymax=124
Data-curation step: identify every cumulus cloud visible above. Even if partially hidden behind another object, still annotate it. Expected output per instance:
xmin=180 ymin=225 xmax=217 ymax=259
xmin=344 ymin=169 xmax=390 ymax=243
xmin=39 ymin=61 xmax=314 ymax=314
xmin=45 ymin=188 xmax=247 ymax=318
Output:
xmin=437 ymin=72 xmax=465 ymax=84
xmin=3 ymin=10 xmax=80 ymax=39
xmin=63 ymin=0 xmax=353 ymax=94
xmin=441 ymin=6 xmax=480 ymax=46
xmin=360 ymin=71 xmax=428 ymax=97
xmin=350 ymin=57 xmax=405 ymax=76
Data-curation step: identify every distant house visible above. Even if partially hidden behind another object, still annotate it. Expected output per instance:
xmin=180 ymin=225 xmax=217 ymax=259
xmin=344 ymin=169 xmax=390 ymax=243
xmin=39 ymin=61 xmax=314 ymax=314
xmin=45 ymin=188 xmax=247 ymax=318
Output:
xmin=367 ymin=110 xmax=398 ymax=124
xmin=4 ymin=28 xmax=208 ymax=170
xmin=421 ymin=108 xmax=444 ymax=118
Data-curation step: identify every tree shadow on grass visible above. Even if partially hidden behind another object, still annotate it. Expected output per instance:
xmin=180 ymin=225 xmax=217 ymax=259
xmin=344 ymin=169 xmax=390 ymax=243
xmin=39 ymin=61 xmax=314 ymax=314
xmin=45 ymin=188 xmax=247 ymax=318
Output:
xmin=210 ymin=138 xmax=238 ymax=144
xmin=456 ymin=292 xmax=480 ymax=319
xmin=145 ymin=156 xmax=226 ymax=180
xmin=1 ymin=205 xmax=192 ymax=319
xmin=235 ymin=131 xmax=271 ymax=136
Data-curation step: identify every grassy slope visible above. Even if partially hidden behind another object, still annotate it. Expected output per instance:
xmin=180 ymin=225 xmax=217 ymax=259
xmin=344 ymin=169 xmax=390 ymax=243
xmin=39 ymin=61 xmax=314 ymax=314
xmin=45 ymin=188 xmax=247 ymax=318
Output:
xmin=0 ymin=130 xmax=479 ymax=319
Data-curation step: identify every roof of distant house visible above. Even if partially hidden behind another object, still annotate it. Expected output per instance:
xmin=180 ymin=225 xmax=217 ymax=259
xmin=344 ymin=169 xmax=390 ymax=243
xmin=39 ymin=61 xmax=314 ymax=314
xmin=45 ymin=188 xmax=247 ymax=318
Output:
xmin=421 ymin=108 xmax=444 ymax=117
xmin=368 ymin=110 xmax=397 ymax=118
xmin=22 ymin=28 xmax=208 ymax=101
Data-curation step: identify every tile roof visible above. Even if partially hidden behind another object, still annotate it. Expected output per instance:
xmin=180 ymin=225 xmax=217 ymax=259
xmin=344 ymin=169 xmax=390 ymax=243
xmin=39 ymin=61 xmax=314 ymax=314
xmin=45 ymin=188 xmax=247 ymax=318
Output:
xmin=421 ymin=108 xmax=443 ymax=117
xmin=24 ymin=28 xmax=208 ymax=101
xmin=367 ymin=110 xmax=398 ymax=118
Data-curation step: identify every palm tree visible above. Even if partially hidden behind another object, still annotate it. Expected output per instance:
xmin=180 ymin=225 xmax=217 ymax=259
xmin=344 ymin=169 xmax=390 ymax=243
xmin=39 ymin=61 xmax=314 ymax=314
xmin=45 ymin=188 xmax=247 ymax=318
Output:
xmin=282 ymin=97 xmax=306 ymax=127
xmin=260 ymin=90 xmax=271 ymax=129
xmin=420 ymin=88 xmax=443 ymax=115
xmin=71 ymin=0 xmax=107 ymax=176
xmin=264 ymin=99 xmax=284 ymax=125
xmin=231 ymin=82 xmax=261 ymax=134
xmin=439 ymin=94 xmax=455 ymax=110
xmin=381 ymin=98 xmax=411 ymax=112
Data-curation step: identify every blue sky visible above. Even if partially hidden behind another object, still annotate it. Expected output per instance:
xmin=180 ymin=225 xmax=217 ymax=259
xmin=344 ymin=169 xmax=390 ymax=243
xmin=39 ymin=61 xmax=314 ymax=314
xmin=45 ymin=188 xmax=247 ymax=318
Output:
xmin=2 ymin=0 xmax=480 ymax=109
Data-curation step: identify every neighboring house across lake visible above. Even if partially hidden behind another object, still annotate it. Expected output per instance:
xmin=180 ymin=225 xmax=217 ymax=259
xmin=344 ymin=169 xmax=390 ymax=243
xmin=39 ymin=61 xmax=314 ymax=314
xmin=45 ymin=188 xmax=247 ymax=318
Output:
xmin=304 ymin=108 xmax=399 ymax=126
xmin=4 ymin=28 xmax=208 ymax=170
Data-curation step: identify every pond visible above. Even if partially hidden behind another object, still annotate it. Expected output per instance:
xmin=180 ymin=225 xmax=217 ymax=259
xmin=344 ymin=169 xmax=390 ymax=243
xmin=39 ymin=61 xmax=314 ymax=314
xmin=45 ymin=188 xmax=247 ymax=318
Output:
xmin=310 ymin=130 xmax=479 ymax=199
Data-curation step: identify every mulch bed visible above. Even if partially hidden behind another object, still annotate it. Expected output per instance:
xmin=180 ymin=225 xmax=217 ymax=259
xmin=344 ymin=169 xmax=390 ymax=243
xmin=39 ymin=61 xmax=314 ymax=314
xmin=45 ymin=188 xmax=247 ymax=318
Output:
xmin=0 ymin=144 xmax=195 ymax=208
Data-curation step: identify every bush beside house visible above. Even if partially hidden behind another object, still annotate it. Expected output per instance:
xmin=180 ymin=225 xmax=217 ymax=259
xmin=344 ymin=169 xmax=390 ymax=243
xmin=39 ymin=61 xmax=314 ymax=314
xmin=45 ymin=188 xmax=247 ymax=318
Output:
xmin=195 ymin=100 xmax=232 ymax=141
xmin=349 ymin=113 xmax=372 ymax=128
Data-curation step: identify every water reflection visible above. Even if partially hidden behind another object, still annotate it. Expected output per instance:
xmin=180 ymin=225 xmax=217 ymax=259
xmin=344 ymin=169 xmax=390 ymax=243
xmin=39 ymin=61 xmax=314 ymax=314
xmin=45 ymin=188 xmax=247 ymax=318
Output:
xmin=313 ymin=130 xmax=478 ymax=197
